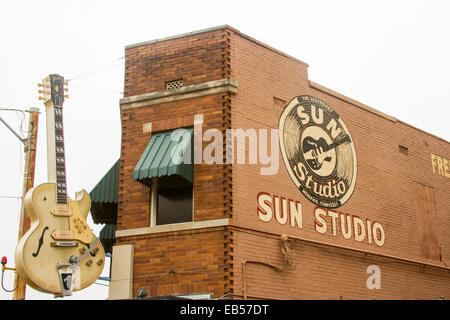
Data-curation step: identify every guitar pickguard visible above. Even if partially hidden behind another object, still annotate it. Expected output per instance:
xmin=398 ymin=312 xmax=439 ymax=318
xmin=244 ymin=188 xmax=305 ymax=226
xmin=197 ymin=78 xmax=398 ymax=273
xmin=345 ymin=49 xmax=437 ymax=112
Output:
xmin=69 ymin=198 xmax=94 ymax=244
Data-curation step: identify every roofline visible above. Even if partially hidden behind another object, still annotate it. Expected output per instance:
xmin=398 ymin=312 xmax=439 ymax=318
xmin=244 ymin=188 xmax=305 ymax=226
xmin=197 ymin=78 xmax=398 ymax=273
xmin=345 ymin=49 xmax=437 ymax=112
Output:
xmin=125 ymin=25 xmax=233 ymax=49
xmin=124 ymin=25 xmax=309 ymax=67
xmin=309 ymin=80 xmax=449 ymax=144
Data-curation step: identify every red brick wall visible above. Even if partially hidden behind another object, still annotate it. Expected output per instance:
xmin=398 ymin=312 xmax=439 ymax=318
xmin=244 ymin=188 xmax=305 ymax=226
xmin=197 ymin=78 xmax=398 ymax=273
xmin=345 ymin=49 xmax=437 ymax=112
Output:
xmin=119 ymin=94 xmax=229 ymax=229
xmin=234 ymin=230 xmax=450 ymax=299
xmin=124 ymin=28 xmax=230 ymax=97
xmin=230 ymin=29 xmax=450 ymax=299
xmin=117 ymin=25 xmax=450 ymax=299
xmin=117 ymin=27 xmax=234 ymax=298
xmin=120 ymin=228 xmax=228 ymax=298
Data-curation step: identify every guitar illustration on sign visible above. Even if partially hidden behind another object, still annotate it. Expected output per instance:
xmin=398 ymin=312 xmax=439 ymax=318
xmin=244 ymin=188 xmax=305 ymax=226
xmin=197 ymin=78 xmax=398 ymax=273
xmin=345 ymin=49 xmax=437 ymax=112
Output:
xmin=15 ymin=74 xmax=105 ymax=297
xmin=302 ymin=135 xmax=352 ymax=170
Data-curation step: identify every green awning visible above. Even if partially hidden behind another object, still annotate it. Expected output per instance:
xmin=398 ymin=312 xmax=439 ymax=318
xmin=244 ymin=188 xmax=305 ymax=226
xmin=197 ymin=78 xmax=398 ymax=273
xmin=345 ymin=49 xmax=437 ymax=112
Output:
xmin=133 ymin=128 xmax=193 ymax=186
xmin=89 ymin=160 xmax=119 ymax=224
xmin=90 ymin=160 xmax=119 ymax=204
xmin=100 ymin=223 xmax=116 ymax=240
xmin=99 ymin=224 xmax=116 ymax=254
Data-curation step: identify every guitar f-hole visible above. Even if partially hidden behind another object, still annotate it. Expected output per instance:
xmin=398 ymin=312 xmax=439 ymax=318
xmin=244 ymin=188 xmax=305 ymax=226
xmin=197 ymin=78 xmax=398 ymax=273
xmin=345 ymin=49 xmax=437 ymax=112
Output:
xmin=32 ymin=226 xmax=49 ymax=257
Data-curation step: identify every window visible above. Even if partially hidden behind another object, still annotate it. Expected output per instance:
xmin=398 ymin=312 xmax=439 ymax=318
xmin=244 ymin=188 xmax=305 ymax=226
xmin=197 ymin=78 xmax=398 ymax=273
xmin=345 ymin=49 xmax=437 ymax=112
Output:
xmin=133 ymin=127 xmax=194 ymax=227
xmin=157 ymin=185 xmax=193 ymax=225
xmin=150 ymin=176 xmax=193 ymax=226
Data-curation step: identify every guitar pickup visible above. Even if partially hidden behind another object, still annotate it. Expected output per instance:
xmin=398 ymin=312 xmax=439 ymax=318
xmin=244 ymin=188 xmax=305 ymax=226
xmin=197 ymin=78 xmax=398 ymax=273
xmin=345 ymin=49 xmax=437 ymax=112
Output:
xmin=51 ymin=205 xmax=72 ymax=217
xmin=51 ymin=241 xmax=78 ymax=247
xmin=51 ymin=230 xmax=74 ymax=241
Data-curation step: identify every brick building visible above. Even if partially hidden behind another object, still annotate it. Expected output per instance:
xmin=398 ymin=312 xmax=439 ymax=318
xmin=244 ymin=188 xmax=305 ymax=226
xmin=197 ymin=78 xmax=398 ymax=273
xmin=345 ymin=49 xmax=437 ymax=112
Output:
xmin=90 ymin=25 xmax=450 ymax=300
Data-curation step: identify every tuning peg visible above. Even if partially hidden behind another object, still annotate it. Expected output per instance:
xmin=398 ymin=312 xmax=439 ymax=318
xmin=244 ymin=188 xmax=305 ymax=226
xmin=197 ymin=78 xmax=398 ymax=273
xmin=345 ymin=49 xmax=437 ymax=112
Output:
xmin=64 ymin=87 xmax=68 ymax=92
xmin=39 ymin=96 xmax=44 ymax=100
xmin=64 ymin=94 xmax=69 ymax=99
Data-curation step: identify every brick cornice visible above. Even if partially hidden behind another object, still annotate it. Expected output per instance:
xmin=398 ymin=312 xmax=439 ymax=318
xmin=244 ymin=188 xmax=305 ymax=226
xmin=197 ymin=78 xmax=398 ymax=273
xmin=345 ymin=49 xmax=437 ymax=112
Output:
xmin=120 ymin=79 xmax=238 ymax=111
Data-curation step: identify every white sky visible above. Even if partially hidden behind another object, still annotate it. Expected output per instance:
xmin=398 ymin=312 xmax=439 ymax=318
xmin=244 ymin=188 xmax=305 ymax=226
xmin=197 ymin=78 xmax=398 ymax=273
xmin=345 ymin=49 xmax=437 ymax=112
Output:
xmin=0 ymin=0 xmax=449 ymax=300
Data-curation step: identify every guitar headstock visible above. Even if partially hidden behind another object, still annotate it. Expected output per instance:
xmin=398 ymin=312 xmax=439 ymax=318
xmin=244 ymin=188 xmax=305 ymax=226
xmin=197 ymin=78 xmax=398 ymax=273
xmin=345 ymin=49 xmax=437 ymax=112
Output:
xmin=38 ymin=74 xmax=69 ymax=106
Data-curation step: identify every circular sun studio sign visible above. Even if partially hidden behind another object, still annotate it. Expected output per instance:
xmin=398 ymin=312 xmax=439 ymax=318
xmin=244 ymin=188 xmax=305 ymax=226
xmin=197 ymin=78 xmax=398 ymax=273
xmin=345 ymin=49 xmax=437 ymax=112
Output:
xmin=279 ymin=95 xmax=357 ymax=208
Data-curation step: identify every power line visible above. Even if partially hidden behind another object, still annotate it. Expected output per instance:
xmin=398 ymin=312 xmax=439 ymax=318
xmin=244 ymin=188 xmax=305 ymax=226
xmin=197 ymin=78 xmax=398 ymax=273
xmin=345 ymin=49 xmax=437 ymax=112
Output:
xmin=0 ymin=115 xmax=26 ymax=145
xmin=67 ymin=56 xmax=125 ymax=82
xmin=0 ymin=108 xmax=40 ymax=113
xmin=69 ymin=84 xmax=123 ymax=94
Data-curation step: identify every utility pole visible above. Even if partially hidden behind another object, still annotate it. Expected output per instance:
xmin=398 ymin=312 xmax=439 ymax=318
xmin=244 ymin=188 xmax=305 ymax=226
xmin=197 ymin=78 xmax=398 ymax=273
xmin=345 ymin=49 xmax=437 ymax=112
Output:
xmin=5 ymin=107 xmax=40 ymax=300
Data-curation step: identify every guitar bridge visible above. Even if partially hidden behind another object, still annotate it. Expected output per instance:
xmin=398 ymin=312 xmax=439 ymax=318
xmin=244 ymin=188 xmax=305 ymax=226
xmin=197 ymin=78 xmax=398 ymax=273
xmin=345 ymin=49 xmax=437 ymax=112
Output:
xmin=51 ymin=241 xmax=78 ymax=247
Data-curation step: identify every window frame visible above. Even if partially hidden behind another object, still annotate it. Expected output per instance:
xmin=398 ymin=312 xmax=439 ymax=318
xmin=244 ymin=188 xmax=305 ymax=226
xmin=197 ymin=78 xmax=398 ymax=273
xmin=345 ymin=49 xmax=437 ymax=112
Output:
xmin=150 ymin=177 xmax=194 ymax=227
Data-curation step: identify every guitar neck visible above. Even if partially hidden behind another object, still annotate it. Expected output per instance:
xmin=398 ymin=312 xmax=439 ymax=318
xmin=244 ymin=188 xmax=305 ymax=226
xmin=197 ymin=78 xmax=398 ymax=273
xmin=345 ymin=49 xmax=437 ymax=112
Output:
xmin=54 ymin=104 xmax=67 ymax=204
xmin=44 ymin=74 xmax=68 ymax=204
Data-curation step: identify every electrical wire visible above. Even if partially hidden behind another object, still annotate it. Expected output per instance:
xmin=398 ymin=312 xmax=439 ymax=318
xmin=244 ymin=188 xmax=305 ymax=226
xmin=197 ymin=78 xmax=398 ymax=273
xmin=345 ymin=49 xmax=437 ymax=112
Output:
xmin=69 ymin=84 xmax=123 ymax=95
xmin=1 ymin=271 xmax=18 ymax=293
xmin=0 ymin=108 xmax=39 ymax=113
xmin=15 ymin=110 xmax=26 ymax=140
xmin=19 ymin=120 xmax=33 ymax=238
xmin=67 ymin=56 xmax=125 ymax=82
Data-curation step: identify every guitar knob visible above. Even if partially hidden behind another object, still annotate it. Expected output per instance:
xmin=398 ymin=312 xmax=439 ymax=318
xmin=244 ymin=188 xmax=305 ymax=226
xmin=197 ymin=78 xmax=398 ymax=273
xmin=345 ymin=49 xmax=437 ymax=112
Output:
xmin=69 ymin=255 xmax=79 ymax=264
xmin=97 ymin=259 xmax=103 ymax=266
xmin=79 ymin=247 xmax=86 ymax=254
xmin=86 ymin=259 xmax=93 ymax=266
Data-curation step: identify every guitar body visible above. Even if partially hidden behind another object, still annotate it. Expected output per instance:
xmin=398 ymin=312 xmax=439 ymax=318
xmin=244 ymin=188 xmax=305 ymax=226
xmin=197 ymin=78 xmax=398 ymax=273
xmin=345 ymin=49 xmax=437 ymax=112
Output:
xmin=15 ymin=183 xmax=105 ymax=294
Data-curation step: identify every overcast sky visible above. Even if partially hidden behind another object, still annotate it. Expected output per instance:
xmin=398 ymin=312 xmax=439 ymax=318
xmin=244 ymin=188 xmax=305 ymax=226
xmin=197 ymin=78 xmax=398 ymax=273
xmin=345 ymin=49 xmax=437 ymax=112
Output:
xmin=0 ymin=0 xmax=449 ymax=300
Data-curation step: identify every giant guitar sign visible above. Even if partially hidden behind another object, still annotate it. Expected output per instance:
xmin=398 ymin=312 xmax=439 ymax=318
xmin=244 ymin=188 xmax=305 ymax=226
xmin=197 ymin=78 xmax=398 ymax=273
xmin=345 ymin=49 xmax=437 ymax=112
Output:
xmin=15 ymin=75 xmax=105 ymax=297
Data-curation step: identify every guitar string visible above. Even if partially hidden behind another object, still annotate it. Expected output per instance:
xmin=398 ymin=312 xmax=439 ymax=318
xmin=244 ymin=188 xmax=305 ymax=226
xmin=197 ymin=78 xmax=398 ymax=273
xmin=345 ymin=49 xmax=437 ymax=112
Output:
xmin=55 ymin=80 xmax=64 ymax=270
